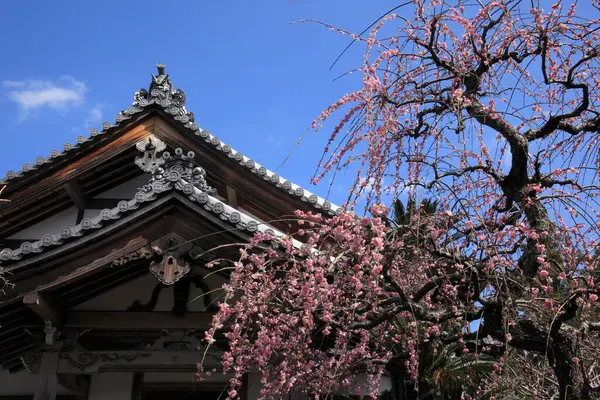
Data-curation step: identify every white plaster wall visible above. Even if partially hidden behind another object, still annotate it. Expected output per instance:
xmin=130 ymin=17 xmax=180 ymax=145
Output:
xmin=7 ymin=206 xmax=79 ymax=240
xmin=88 ymin=372 xmax=134 ymax=400
xmin=0 ymin=367 xmax=75 ymax=396
xmin=92 ymin=174 xmax=151 ymax=199
xmin=82 ymin=208 xmax=107 ymax=219
xmin=72 ymin=266 xmax=227 ymax=312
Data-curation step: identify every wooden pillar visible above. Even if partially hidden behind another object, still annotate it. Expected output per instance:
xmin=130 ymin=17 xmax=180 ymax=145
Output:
xmin=246 ymin=372 xmax=263 ymax=400
xmin=290 ymin=389 xmax=308 ymax=400
xmin=33 ymin=350 xmax=59 ymax=400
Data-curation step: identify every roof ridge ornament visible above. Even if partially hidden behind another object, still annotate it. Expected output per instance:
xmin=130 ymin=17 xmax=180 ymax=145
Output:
xmin=127 ymin=63 xmax=195 ymax=124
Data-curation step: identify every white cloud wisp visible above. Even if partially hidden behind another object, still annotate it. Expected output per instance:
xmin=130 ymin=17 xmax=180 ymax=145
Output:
xmin=84 ymin=104 xmax=104 ymax=128
xmin=2 ymin=76 xmax=86 ymax=118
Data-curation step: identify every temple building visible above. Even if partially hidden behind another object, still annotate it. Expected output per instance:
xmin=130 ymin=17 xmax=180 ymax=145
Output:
xmin=0 ymin=65 xmax=348 ymax=400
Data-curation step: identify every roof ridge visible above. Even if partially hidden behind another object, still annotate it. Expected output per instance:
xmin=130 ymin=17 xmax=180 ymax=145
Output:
xmin=1 ymin=64 xmax=341 ymax=216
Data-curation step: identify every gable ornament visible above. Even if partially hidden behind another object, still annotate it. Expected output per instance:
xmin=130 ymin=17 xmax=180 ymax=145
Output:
xmin=135 ymin=136 xmax=216 ymax=195
xmin=149 ymin=233 xmax=192 ymax=285
xmin=135 ymin=136 xmax=166 ymax=173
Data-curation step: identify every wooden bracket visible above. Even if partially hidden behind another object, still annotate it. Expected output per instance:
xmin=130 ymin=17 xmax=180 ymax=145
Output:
xmin=226 ymin=185 xmax=238 ymax=208
xmin=24 ymin=292 xmax=62 ymax=346
xmin=64 ymin=180 xmax=87 ymax=211
xmin=24 ymin=292 xmax=61 ymax=325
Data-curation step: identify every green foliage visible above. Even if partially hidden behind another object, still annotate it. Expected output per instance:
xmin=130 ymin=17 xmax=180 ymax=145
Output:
xmin=420 ymin=343 xmax=496 ymax=400
xmin=392 ymin=198 xmax=439 ymax=226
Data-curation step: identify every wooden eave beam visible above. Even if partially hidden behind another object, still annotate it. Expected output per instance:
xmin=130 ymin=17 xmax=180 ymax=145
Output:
xmin=23 ymin=292 xmax=61 ymax=325
xmin=0 ymin=116 xmax=156 ymax=213
xmin=0 ymin=239 xmax=39 ymax=248
xmin=64 ymin=311 xmax=214 ymax=330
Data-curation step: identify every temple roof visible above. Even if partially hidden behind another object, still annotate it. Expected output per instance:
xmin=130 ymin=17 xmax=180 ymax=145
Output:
xmin=0 ymin=64 xmax=340 ymax=216
xmin=0 ymin=144 xmax=298 ymax=268
xmin=0 ymin=65 xmax=344 ymax=373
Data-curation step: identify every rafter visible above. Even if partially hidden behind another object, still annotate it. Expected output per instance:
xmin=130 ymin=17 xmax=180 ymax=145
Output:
xmin=23 ymin=292 xmax=61 ymax=326
xmin=63 ymin=180 xmax=87 ymax=211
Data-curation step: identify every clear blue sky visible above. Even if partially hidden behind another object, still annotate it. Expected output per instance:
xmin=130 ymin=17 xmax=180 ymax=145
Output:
xmin=0 ymin=1 xmax=391 ymax=207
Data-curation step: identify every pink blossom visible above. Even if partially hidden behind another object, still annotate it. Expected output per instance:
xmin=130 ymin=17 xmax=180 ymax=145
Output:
xmin=370 ymin=203 xmax=389 ymax=217
xmin=196 ymin=3 xmax=600 ymax=397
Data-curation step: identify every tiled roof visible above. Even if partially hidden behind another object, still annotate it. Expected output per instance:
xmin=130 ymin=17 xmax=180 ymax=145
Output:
xmin=1 ymin=64 xmax=341 ymax=216
xmin=0 ymin=146 xmax=301 ymax=267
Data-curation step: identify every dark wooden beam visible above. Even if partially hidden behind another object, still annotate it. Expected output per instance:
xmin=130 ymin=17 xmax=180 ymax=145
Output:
xmin=226 ymin=185 xmax=238 ymax=208
xmin=23 ymin=292 xmax=61 ymax=325
xmin=0 ymin=335 xmax=38 ymax=356
xmin=58 ymin=349 xmax=222 ymax=374
xmin=0 ymin=239 xmax=40 ymax=248
xmin=64 ymin=311 xmax=214 ymax=330
xmin=64 ymin=180 xmax=87 ymax=210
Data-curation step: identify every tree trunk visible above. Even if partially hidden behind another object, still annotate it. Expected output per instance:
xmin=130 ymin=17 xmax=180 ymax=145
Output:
xmin=551 ymin=334 xmax=591 ymax=400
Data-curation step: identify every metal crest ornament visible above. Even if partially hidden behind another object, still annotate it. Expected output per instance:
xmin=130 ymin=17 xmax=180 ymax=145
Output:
xmin=149 ymin=233 xmax=193 ymax=285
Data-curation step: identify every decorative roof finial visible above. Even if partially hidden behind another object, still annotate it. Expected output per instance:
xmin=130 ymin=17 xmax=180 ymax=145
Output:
xmin=121 ymin=64 xmax=195 ymax=126
xmin=150 ymin=63 xmax=171 ymax=93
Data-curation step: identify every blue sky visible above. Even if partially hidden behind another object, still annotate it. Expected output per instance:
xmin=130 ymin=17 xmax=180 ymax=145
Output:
xmin=0 ymin=1 xmax=391 ymax=208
